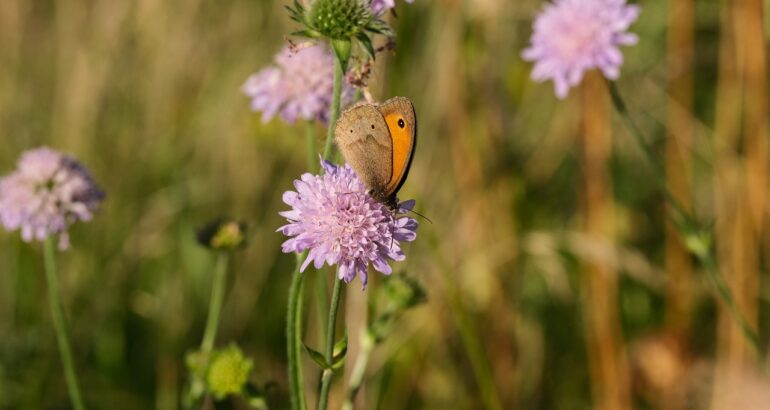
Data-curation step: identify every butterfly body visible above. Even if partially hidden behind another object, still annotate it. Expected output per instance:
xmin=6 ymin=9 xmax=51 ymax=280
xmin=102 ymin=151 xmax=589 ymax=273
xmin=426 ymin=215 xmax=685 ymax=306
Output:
xmin=335 ymin=96 xmax=417 ymax=210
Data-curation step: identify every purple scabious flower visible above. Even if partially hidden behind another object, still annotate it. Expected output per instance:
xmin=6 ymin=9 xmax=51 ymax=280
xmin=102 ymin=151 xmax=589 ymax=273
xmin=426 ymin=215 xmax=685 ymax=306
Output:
xmin=278 ymin=160 xmax=418 ymax=288
xmin=0 ymin=147 xmax=104 ymax=250
xmin=370 ymin=0 xmax=414 ymax=15
xmin=521 ymin=0 xmax=640 ymax=99
xmin=242 ymin=44 xmax=353 ymax=124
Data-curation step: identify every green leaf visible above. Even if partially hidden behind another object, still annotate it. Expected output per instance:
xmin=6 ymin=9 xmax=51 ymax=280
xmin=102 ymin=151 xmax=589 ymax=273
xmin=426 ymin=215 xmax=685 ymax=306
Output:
xmin=331 ymin=334 xmax=348 ymax=369
xmin=303 ymin=343 xmax=330 ymax=369
xmin=333 ymin=334 xmax=348 ymax=356
xmin=366 ymin=19 xmax=394 ymax=36
xmin=356 ymin=32 xmax=375 ymax=59
xmin=331 ymin=354 xmax=346 ymax=370
xmin=290 ymin=29 xmax=323 ymax=39
xmin=286 ymin=0 xmax=306 ymax=23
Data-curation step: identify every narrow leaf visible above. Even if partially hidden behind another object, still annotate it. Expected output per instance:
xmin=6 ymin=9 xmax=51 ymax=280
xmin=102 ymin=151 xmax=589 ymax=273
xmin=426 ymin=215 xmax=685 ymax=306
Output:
xmin=303 ymin=343 xmax=330 ymax=369
xmin=356 ymin=33 xmax=376 ymax=59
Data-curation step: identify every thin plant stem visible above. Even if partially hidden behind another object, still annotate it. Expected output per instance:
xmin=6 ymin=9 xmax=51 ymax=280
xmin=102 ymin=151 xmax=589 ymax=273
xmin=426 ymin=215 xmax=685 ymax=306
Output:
xmin=287 ymin=252 xmax=308 ymax=410
xmin=607 ymin=80 xmax=765 ymax=363
xmin=323 ymin=56 xmax=344 ymax=160
xmin=607 ymin=81 xmax=689 ymax=220
xmin=317 ymin=277 xmax=344 ymax=410
xmin=306 ymin=121 xmax=318 ymax=173
xmin=695 ymin=247 xmax=762 ymax=357
xmin=43 ymin=237 xmax=85 ymax=410
xmin=341 ymin=331 xmax=374 ymax=410
xmin=201 ymin=253 xmax=228 ymax=352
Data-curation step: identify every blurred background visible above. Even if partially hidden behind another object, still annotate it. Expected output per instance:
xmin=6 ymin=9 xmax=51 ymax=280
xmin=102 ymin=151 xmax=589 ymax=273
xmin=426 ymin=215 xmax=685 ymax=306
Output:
xmin=1 ymin=0 xmax=769 ymax=409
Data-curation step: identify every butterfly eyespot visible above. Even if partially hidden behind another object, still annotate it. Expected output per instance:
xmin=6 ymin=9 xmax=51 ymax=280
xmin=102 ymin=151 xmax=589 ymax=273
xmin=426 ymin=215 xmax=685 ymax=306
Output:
xmin=398 ymin=119 xmax=405 ymax=128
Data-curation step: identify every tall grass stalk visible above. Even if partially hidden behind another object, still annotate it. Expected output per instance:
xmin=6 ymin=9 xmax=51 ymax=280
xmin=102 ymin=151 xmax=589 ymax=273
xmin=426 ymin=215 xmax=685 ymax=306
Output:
xmin=43 ymin=238 xmax=86 ymax=410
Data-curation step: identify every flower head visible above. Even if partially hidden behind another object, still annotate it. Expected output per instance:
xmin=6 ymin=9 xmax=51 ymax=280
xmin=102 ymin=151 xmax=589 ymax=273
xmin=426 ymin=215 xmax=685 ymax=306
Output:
xmin=0 ymin=147 xmax=104 ymax=249
xmin=278 ymin=159 xmax=418 ymax=288
xmin=242 ymin=44 xmax=353 ymax=124
xmin=206 ymin=345 xmax=253 ymax=400
xmin=370 ymin=0 xmax=414 ymax=15
xmin=522 ymin=0 xmax=640 ymax=99
xmin=287 ymin=0 xmax=394 ymax=66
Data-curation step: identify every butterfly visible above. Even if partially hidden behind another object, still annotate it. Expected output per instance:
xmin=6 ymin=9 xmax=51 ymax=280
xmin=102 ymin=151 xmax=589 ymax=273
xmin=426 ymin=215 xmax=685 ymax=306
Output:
xmin=334 ymin=96 xmax=417 ymax=210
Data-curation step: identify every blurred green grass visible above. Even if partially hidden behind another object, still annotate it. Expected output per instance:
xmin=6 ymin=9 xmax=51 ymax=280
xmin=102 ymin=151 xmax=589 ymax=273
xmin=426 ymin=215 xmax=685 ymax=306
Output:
xmin=0 ymin=0 xmax=767 ymax=409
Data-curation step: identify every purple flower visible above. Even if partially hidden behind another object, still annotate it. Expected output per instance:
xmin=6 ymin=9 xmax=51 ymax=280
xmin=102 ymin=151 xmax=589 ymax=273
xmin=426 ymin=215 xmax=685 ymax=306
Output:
xmin=278 ymin=159 xmax=418 ymax=288
xmin=521 ymin=0 xmax=640 ymax=99
xmin=370 ymin=0 xmax=414 ymax=15
xmin=0 ymin=147 xmax=104 ymax=250
xmin=242 ymin=44 xmax=353 ymax=124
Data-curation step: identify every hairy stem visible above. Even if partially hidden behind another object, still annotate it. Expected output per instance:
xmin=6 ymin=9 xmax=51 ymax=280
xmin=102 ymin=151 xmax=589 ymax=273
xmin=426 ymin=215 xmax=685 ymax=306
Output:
xmin=317 ymin=277 xmax=344 ymax=410
xmin=287 ymin=252 xmax=308 ymax=410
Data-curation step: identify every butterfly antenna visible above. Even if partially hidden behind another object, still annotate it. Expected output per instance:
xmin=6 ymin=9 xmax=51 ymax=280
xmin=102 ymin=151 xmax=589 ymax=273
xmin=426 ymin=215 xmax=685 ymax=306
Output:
xmin=407 ymin=209 xmax=433 ymax=224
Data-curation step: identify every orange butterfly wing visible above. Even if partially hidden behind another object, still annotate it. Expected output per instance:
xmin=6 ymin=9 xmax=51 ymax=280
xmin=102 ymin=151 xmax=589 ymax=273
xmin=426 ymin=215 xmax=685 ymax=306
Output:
xmin=378 ymin=97 xmax=417 ymax=196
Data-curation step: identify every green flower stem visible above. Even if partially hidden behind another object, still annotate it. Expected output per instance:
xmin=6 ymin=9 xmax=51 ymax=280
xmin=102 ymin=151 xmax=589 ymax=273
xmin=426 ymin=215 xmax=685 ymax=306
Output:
xmin=201 ymin=253 xmax=228 ymax=353
xmin=43 ymin=237 xmax=85 ymax=410
xmin=341 ymin=330 xmax=375 ymax=410
xmin=306 ymin=121 xmax=318 ymax=173
xmin=287 ymin=252 xmax=308 ymax=410
xmin=607 ymin=81 xmax=764 ymax=362
xmin=323 ymin=56 xmax=344 ymax=160
xmin=317 ymin=277 xmax=344 ymax=410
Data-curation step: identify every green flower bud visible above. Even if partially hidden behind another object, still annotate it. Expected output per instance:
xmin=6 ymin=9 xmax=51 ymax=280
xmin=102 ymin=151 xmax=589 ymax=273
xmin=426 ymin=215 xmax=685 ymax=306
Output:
xmin=196 ymin=219 xmax=248 ymax=251
xmin=382 ymin=273 xmax=427 ymax=312
xmin=206 ymin=345 xmax=254 ymax=400
xmin=307 ymin=0 xmax=372 ymax=40
xmin=684 ymin=230 xmax=711 ymax=258
xmin=287 ymin=0 xmax=394 ymax=68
